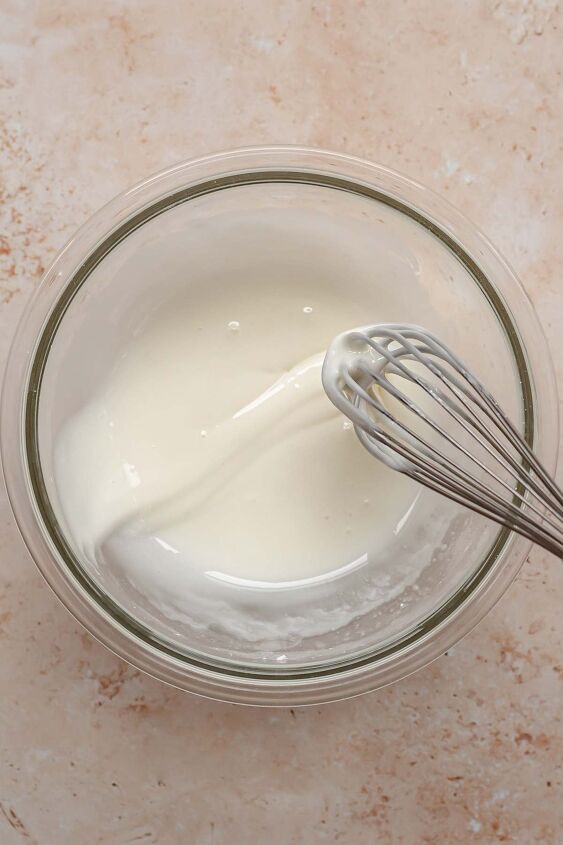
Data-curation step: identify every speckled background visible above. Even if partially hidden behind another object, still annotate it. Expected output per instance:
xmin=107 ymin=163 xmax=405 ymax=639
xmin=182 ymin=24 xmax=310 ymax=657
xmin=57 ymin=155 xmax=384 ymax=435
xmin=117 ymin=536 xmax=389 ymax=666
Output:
xmin=1 ymin=1 xmax=562 ymax=843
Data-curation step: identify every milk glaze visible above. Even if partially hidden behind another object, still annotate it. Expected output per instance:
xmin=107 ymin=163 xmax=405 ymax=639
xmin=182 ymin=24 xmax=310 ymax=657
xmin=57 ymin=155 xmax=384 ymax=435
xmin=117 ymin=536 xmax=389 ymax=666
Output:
xmin=54 ymin=300 xmax=418 ymax=591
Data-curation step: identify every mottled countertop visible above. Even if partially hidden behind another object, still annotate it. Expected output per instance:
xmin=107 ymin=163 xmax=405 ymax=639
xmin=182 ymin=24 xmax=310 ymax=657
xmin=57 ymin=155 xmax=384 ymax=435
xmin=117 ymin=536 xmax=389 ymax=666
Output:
xmin=1 ymin=2 xmax=562 ymax=843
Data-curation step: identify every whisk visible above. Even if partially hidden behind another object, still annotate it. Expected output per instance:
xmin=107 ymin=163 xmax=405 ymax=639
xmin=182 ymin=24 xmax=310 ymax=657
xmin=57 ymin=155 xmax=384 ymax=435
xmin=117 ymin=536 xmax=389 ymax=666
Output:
xmin=322 ymin=324 xmax=563 ymax=557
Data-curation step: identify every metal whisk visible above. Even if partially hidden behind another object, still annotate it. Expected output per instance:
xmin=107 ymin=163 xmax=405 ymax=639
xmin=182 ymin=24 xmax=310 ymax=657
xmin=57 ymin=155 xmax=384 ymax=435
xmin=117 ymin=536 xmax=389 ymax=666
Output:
xmin=322 ymin=324 xmax=563 ymax=557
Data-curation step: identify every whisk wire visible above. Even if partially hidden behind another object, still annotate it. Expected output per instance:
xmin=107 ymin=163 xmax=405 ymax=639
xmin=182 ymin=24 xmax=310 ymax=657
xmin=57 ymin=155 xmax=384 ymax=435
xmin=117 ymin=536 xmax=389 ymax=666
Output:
xmin=385 ymin=327 xmax=563 ymax=509
xmin=355 ymin=373 xmax=563 ymax=546
xmin=355 ymin=416 xmax=561 ymax=553
xmin=357 ymin=329 xmax=563 ymax=519
xmin=360 ymin=359 xmax=562 ymax=532
xmin=323 ymin=323 xmax=563 ymax=557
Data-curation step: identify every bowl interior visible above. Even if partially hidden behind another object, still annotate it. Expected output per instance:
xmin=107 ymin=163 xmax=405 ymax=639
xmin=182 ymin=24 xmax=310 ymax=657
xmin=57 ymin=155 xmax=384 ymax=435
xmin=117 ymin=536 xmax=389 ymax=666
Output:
xmin=34 ymin=175 xmax=525 ymax=671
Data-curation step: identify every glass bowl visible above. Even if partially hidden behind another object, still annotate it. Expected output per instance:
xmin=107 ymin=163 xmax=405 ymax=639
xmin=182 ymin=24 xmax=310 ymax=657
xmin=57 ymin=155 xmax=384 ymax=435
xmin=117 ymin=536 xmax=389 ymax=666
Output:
xmin=1 ymin=147 xmax=558 ymax=705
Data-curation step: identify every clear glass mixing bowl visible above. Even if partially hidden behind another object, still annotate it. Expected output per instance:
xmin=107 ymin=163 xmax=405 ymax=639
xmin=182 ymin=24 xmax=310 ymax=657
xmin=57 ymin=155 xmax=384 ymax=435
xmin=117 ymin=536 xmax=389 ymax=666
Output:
xmin=1 ymin=148 xmax=558 ymax=705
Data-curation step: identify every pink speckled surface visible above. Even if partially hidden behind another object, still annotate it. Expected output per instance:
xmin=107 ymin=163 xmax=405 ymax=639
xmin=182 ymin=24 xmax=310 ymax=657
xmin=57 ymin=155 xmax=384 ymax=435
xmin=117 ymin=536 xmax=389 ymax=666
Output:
xmin=1 ymin=2 xmax=562 ymax=843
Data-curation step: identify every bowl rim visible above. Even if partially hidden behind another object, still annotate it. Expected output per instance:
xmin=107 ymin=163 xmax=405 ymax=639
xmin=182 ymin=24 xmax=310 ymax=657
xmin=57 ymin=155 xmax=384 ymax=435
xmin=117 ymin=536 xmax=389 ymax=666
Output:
xmin=1 ymin=145 xmax=559 ymax=705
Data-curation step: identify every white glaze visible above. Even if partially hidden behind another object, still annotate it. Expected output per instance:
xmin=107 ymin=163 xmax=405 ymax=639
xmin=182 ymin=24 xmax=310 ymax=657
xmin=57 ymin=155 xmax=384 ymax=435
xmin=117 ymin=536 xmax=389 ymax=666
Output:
xmin=54 ymin=299 xmax=418 ymax=591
